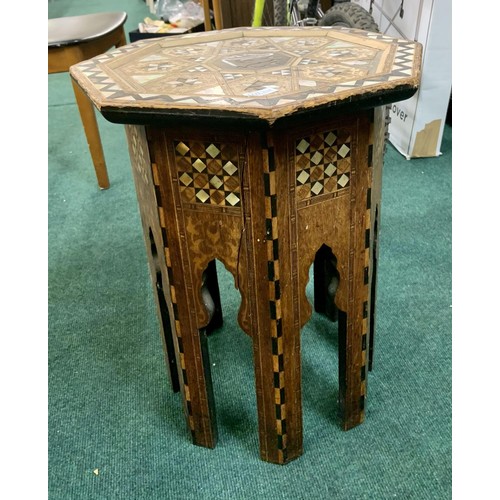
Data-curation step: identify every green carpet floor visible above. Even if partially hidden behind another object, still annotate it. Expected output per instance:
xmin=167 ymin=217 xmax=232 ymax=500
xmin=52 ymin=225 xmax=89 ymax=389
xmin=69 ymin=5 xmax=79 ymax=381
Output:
xmin=48 ymin=1 xmax=452 ymax=498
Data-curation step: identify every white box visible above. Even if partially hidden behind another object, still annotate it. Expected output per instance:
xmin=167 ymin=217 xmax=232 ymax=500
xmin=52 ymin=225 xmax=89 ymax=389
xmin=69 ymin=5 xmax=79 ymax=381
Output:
xmin=356 ymin=0 xmax=452 ymax=158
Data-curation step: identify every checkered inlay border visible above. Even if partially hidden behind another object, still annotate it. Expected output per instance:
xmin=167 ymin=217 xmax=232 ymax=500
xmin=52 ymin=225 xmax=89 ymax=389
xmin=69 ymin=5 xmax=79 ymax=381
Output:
xmin=173 ymin=140 xmax=241 ymax=209
xmin=263 ymin=146 xmax=287 ymax=463
xmin=129 ymin=126 xmax=150 ymax=187
xmin=359 ymin=116 xmax=375 ymax=415
xmin=151 ymin=160 xmax=196 ymax=437
xmin=295 ymin=129 xmax=351 ymax=203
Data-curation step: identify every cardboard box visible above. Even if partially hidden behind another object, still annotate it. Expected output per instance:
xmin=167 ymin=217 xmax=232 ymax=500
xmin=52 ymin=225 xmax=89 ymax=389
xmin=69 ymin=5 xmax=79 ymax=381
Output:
xmin=356 ymin=0 xmax=452 ymax=158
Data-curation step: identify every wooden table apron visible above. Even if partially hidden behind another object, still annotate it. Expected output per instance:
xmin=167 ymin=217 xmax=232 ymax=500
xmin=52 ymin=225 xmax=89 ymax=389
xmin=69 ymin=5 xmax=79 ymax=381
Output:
xmin=124 ymin=104 xmax=385 ymax=464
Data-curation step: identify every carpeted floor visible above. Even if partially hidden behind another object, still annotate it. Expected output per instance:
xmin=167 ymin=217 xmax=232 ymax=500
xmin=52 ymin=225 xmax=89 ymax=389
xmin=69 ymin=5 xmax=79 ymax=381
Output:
xmin=48 ymin=1 xmax=452 ymax=498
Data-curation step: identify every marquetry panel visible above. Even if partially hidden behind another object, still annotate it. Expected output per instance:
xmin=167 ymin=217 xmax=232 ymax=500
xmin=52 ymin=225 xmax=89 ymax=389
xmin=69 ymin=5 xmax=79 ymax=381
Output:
xmin=295 ymin=128 xmax=351 ymax=204
xmin=173 ymin=139 xmax=241 ymax=209
xmin=70 ymin=27 xmax=422 ymax=123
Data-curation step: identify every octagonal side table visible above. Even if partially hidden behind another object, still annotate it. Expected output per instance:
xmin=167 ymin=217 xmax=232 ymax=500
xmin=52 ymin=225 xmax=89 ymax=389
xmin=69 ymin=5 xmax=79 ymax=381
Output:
xmin=70 ymin=27 xmax=421 ymax=464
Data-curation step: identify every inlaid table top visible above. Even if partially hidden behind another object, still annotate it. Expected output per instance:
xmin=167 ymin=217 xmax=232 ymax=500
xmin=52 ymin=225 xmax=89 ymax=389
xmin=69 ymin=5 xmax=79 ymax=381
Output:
xmin=70 ymin=26 xmax=421 ymax=124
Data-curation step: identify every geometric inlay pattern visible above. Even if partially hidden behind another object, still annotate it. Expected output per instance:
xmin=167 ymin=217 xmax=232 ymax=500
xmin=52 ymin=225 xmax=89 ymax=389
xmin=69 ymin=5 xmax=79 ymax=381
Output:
xmin=263 ymin=145 xmax=288 ymax=463
xmin=295 ymin=129 xmax=351 ymax=201
xmin=174 ymin=140 xmax=241 ymax=208
xmin=128 ymin=125 xmax=150 ymax=186
xmin=360 ymin=112 xmax=376 ymax=417
xmin=70 ymin=27 xmax=422 ymax=124
xmin=149 ymin=161 xmax=196 ymax=436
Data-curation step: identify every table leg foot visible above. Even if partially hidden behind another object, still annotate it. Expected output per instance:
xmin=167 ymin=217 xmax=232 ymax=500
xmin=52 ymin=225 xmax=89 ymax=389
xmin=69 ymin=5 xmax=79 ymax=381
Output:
xmin=176 ymin=323 xmax=218 ymax=448
xmin=253 ymin=329 xmax=303 ymax=464
xmin=193 ymin=328 xmax=218 ymax=448
xmin=338 ymin=307 xmax=367 ymax=430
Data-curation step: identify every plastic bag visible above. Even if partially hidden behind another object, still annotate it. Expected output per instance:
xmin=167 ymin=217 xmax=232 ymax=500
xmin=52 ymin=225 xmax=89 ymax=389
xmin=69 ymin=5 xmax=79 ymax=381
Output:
xmin=156 ymin=0 xmax=204 ymax=27
xmin=156 ymin=0 xmax=184 ymax=21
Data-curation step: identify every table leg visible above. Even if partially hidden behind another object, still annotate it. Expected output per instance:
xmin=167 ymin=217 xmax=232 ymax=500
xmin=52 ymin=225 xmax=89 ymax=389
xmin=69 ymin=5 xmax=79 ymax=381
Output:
xmin=336 ymin=117 xmax=374 ymax=430
xmin=276 ymin=112 xmax=377 ymax=432
xmin=142 ymin=126 xmax=262 ymax=448
xmin=125 ymin=125 xmax=181 ymax=392
xmin=149 ymin=229 xmax=180 ymax=393
xmin=165 ymin=261 xmax=219 ymax=447
xmin=151 ymin=132 xmax=222 ymax=448
xmin=247 ymin=142 xmax=303 ymax=464
xmin=367 ymin=106 xmax=386 ymax=371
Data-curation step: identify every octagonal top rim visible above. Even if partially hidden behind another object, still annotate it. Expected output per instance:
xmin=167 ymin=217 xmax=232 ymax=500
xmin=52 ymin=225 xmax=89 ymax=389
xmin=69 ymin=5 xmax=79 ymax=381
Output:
xmin=70 ymin=26 xmax=422 ymax=125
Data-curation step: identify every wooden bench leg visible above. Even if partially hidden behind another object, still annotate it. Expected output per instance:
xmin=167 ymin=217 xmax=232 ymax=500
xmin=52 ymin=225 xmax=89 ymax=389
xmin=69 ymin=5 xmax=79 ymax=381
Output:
xmin=71 ymin=79 xmax=110 ymax=189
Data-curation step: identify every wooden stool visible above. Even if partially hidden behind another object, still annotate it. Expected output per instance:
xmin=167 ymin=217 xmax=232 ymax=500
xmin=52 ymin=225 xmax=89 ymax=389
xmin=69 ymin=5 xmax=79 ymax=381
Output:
xmin=71 ymin=27 xmax=421 ymax=464
xmin=48 ymin=12 xmax=128 ymax=189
